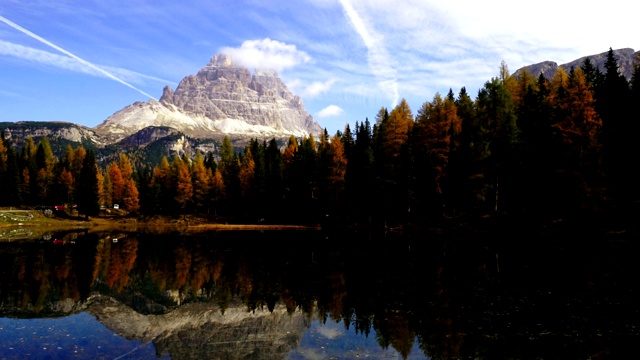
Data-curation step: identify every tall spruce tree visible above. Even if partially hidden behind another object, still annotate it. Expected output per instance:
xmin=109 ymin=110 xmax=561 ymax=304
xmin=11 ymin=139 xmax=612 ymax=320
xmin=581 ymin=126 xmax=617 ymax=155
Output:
xmin=446 ymin=87 xmax=476 ymax=213
xmin=76 ymin=149 xmax=99 ymax=218
xmin=598 ymin=48 xmax=632 ymax=205
xmin=476 ymin=75 xmax=520 ymax=213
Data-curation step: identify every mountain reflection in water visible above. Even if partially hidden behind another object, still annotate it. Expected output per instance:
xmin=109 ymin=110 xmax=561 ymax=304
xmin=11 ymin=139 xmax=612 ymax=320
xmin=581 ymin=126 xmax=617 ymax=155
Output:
xmin=0 ymin=225 xmax=638 ymax=359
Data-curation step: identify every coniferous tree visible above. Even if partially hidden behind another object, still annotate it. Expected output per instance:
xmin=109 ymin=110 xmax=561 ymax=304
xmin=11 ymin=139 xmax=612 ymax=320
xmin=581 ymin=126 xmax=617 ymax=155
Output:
xmin=340 ymin=123 xmax=354 ymax=159
xmin=219 ymin=136 xmax=235 ymax=165
xmin=151 ymin=156 xmax=173 ymax=213
xmin=554 ymin=67 xmax=603 ymax=210
xmin=317 ymin=129 xmax=331 ymax=211
xmin=76 ymin=149 xmax=99 ymax=218
xmin=415 ymin=93 xmax=462 ymax=195
xmin=630 ymin=54 xmax=640 ymax=199
xmin=58 ymin=168 xmax=74 ymax=205
xmin=598 ymin=48 xmax=632 ymax=205
xmin=238 ymin=147 xmax=256 ymax=200
xmin=0 ymin=137 xmax=21 ymax=206
xmin=135 ymin=166 xmax=154 ymax=214
xmin=174 ymin=157 xmax=193 ymax=215
xmin=516 ymin=74 xmax=556 ymax=215
xmin=446 ymin=87 xmax=476 ymax=213
xmin=580 ymin=57 xmax=603 ymax=92
xmin=108 ymin=162 xmax=125 ymax=206
xmin=218 ymin=136 xmax=240 ymax=209
xmin=476 ymin=75 xmax=520 ymax=213
xmin=60 ymin=145 xmax=74 ymax=172
xmin=101 ymin=169 xmax=113 ymax=208
xmin=287 ymin=135 xmax=317 ymax=221
xmin=247 ymin=139 xmax=266 ymax=207
xmin=264 ymin=138 xmax=284 ymax=218
xmin=34 ymin=138 xmax=55 ymax=204
xmin=72 ymin=146 xmax=87 ymax=183
xmin=324 ymin=134 xmax=347 ymax=211
xmin=191 ymin=151 xmax=211 ymax=212
xmin=209 ymin=168 xmax=225 ymax=215
xmin=122 ymin=178 xmax=140 ymax=213
xmin=373 ymin=101 xmax=415 ymax=220
xmin=346 ymin=119 xmax=374 ymax=222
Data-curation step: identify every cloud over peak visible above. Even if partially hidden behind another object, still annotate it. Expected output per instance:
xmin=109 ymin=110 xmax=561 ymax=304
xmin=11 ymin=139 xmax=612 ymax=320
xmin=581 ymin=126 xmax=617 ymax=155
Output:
xmin=220 ymin=38 xmax=311 ymax=73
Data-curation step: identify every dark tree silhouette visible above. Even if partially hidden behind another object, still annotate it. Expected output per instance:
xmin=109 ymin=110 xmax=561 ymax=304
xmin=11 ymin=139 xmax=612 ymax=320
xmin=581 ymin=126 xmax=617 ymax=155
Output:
xmin=76 ymin=149 xmax=100 ymax=218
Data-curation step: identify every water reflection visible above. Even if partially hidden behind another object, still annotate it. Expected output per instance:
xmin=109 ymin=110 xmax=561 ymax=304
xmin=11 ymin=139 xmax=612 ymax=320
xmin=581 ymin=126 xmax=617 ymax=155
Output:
xmin=0 ymin=227 xmax=638 ymax=359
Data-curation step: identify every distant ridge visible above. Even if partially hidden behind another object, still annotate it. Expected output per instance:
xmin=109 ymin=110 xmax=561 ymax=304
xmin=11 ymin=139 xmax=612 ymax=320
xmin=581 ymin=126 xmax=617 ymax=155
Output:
xmin=514 ymin=48 xmax=638 ymax=80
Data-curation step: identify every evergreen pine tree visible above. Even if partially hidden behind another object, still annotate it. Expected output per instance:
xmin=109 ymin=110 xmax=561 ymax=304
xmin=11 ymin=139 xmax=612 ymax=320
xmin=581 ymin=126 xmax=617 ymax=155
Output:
xmin=76 ymin=149 xmax=100 ymax=218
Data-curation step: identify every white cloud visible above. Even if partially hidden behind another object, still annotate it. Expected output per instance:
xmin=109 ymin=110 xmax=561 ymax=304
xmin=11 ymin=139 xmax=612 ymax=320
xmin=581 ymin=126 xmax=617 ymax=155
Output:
xmin=220 ymin=38 xmax=311 ymax=72
xmin=317 ymin=105 xmax=344 ymax=118
xmin=316 ymin=326 xmax=343 ymax=339
xmin=303 ymin=78 xmax=337 ymax=97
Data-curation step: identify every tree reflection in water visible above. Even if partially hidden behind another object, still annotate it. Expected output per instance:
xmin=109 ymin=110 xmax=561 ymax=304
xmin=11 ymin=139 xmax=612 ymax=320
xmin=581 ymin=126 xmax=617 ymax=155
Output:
xmin=0 ymin=225 xmax=638 ymax=359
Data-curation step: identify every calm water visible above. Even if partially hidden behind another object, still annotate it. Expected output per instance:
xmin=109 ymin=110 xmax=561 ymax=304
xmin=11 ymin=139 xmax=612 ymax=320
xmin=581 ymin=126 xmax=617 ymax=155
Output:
xmin=0 ymin=223 xmax=638 ymax=359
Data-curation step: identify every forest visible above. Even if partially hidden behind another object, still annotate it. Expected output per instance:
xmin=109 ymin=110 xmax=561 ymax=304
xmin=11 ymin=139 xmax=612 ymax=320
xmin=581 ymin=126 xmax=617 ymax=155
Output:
xmin=1 ymin=48 xmax=639 ymax=227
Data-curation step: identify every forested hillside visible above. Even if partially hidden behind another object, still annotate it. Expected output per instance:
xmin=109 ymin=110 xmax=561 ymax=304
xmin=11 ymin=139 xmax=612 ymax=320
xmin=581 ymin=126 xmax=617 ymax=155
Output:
xmin=1 ymin=48 xmax=639 ymax=227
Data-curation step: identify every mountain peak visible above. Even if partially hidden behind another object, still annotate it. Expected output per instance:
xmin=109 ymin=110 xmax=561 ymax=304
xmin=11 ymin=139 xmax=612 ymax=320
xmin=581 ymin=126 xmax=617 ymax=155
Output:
xmin=209 ymin=53 xmax=234 ymax=67
xmin=95 ymin=53 xmax=322 ymax=141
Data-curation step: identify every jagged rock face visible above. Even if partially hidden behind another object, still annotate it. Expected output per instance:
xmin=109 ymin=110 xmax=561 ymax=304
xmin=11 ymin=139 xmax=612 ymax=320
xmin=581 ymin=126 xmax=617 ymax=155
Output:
xmin=95 ymin=53 xmax=322 ymax=142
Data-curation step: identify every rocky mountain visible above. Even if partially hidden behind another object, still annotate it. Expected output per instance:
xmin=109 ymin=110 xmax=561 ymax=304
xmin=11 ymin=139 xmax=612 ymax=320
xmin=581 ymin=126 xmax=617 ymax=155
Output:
xmin=86 ymin=295 xmax=309 ymax=360
xmin=1 ymin=52 xmax=323 ymax=164
xmin=0 ymin=121 xmax=102 ymax=151
xmin=514 ymin=48 xmax=638 ymax=81
xmin=94 ymin=53 xmax=322 ymax=143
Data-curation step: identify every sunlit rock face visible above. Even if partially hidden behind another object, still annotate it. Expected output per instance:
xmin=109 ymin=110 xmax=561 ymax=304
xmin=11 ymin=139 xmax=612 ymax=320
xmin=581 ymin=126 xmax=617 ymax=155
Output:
xmin=95 ymin=53 xmax=322 ymax=142
xmin=85 ymin=295 xmax=309 ymax=360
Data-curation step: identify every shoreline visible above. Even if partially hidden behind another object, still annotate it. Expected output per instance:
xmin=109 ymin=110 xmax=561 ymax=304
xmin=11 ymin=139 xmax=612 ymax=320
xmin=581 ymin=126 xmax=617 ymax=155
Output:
xmin=0 ymin=209 xmax=322 ymax=241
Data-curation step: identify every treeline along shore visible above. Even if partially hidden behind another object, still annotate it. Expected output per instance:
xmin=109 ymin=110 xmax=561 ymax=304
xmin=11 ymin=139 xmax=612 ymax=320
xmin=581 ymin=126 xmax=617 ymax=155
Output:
xmin=1 ymin=49 xmax=640 ymax=233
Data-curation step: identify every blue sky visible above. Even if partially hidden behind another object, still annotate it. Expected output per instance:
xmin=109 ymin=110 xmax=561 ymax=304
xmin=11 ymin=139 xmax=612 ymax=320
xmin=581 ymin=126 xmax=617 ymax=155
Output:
xmin=1 ymin=0 xmax=638 ymax=136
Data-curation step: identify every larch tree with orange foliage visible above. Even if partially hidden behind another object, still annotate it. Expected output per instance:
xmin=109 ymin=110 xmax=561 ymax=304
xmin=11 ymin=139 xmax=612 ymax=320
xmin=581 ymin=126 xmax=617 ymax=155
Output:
xmin=108 ymin=162 xmax=124 ymax=205
xmin=551 ymin=67 xmax=604 ymax=209
xmin=72 ymin=146 xmax=86 ymax=181
xmin=381 ymin=98 xmax=414 ymax=163
xmin=174 ymin=158 xmax=193 ymax=214
xmin=324 ymin=134 xmax=347 ymax=204
xmin=119 ymin=154 xmax=133 ymax=180
xmin=238 ymin=147 xmax=255 ymax=199
xmin=415 ymin=93 xmax=462 ymax=194
xmin=209 ymin=168 xmax=225 ymax=215
xmin=59 ymin=168 xmax=74 ymax=204
xmin=561 ymin=67 xmax=602 ymax=166
xmin=191 ymin=151 xmax=211 ymax=212
xmin=101 ymin=169 xmax=112 ymax=207
xmin=282 ymin=135 xmax=298 ymax=171
xmin=122 ymin=178 xmax=140 ymax=213
xmin=373 ymin=100 xmax=415 ymax=218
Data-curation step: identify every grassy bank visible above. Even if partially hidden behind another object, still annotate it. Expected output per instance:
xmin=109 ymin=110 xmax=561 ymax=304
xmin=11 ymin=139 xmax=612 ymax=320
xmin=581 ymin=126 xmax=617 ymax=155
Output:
xmin=0 ymin=208 xmax=320 ymax=241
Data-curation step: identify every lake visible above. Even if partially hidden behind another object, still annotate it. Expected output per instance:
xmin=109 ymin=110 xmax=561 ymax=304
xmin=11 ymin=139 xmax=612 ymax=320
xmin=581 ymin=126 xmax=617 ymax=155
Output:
xmin=0 ymin=221 xmax=638 ymax=359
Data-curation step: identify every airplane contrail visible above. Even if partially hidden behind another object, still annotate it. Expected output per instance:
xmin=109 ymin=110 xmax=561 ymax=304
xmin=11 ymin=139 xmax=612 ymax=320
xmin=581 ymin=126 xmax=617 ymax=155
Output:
xmin=0 ymin=15 xmax=158 ymax=100
xmin=338 ymin=0 xmax=399 ymax=108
